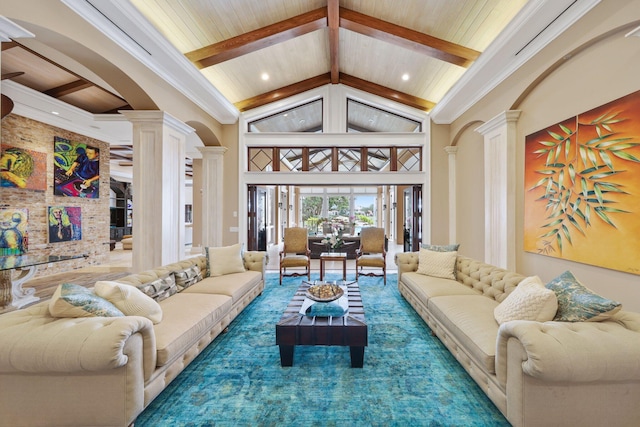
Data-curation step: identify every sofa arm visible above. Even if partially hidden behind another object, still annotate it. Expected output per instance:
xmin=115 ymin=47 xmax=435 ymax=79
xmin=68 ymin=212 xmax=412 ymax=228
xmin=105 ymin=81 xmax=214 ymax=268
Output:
xmin=496 ymin=311 xmax=640 ymax=384
xmin=244 ymin=250 xmax=267 ymax=278
xmin=0 ymin=303 xmax=156 ymax=378
xmin=394 ymin=251 xmax=419 ymax=282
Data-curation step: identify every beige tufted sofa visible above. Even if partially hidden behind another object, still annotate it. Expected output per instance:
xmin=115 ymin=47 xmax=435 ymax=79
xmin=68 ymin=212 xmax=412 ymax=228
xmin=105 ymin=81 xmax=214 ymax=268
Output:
xmin=395 ymin=253 xmax=640 ymax=427
xmin=0 ymin=251 xmax=267 ymax=427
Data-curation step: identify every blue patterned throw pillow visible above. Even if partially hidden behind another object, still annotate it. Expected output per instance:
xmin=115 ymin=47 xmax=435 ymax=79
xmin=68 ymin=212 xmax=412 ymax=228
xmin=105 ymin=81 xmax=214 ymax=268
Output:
xmin=420 ymin=243 xmax=460 ymax=252
xmin=49 ymin=283 xmax=124 ymax=318
xmin=545 ymin=271 xmax=621 ymax=322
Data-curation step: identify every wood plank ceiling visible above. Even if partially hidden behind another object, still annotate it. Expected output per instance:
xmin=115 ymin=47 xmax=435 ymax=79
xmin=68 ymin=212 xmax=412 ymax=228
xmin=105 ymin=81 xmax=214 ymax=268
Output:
xmin=132 ymin=0 xmax=527 ymax=112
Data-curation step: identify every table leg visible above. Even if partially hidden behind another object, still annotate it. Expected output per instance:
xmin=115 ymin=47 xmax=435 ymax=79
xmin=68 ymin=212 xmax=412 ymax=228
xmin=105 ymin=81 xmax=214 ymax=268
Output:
xmin=342 ymin=259 xmax=347 ymax=281
xmin=0 ymin=266 xmax=39 ymax=309
xmin=279 ymin=345 xmax=294 ymax=367
xmin=320 ymin=259 xmax=325 ymax=281
xmin=350 ymin=346 xmax=365 ymax=368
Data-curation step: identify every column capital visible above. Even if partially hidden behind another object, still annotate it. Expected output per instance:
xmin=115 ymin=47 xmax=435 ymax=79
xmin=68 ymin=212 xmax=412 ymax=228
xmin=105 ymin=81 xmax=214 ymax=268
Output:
xmin=197 ymin=146 xmax=228 ymax=157
xmin=120 ymin=110 xmax=195 ymax=135
xmin=444 ymin=146 xmax=458 ymax=155
xmin=475 ymin=110 xmax=521 ymax=136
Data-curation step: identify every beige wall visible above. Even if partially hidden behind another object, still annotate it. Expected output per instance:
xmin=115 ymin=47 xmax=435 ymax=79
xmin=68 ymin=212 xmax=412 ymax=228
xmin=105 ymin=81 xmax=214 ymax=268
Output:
xmin=452 ymin=125 xmax=485 ymax=261
xmin=450 ymin=0 xmax=640 ymax=311
xmin=1 ymin=114 xmax=110 ymax=276
xmin=221 ymin=122 xmax=240 ymax=246
xmin=429 ymin=123 xmax=451 ymax=246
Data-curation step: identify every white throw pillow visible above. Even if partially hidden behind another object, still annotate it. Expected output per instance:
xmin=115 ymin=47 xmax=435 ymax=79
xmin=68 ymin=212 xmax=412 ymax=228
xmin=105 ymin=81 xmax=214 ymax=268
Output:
xmin=416 ymin=248 xmax=457 ymax=280
xmin=205 ymin=243 xmax=246 ymax=277
xmin=94 ymin=280 xmax=163 ymax=324
xmin=494 ymin=276 xmax=558 ymax=325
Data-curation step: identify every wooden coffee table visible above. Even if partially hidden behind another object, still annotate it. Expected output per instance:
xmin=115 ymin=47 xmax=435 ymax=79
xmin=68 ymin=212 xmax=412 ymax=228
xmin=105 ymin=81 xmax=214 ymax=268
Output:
xmin=275 ymin=281 xmax=368 ymax=368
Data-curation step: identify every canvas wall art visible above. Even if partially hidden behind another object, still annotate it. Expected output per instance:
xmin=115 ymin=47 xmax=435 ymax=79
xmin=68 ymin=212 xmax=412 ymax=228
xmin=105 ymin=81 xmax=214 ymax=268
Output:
xmin=1 ymin=145 xmax=47 ymax=191
xmin=53 ymin=136 xmax=100 ymax=198
xmin=0 ymin=208 xmax=28 ymax=256
xmin=524 ymin=89 xmax=640 ymax=275
xmin=48 ymin=206 xmax=82 ymax=243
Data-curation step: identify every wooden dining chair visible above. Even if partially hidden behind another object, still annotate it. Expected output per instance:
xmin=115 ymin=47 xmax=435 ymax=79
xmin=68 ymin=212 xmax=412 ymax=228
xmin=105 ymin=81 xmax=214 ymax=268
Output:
xmin=279 ymin=227 xmax=311 ymax=285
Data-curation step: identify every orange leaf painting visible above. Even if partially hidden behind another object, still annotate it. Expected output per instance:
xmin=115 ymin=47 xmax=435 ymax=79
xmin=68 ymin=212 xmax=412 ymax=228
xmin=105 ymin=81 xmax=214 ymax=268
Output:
xmin=524 ymin=89 xmax=640 ymax=275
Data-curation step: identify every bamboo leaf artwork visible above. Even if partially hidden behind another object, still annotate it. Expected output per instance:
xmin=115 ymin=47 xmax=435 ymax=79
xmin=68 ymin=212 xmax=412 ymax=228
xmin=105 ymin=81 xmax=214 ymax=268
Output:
xmin=529 ymin=110 xmax=640 ymax=255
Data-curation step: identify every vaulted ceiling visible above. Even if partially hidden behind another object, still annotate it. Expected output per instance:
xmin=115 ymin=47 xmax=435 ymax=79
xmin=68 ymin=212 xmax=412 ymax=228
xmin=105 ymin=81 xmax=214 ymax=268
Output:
xmin=1 ymin=0 xmax=594 ymax=179
xmin=131 ymin=0 xmax=526 ymax=112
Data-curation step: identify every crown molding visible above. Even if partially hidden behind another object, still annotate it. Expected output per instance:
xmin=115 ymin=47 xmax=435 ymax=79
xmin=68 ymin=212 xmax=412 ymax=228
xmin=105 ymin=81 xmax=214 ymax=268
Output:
xmin=0 ymin=16 xmax=34 ymax=41
xmin=430 ymin=0 xmax=601 ymax=125
xmin=2 ymin=80 xmax=132 ymax=144
xmin=61 ymin=0 xmax=239 ymax=124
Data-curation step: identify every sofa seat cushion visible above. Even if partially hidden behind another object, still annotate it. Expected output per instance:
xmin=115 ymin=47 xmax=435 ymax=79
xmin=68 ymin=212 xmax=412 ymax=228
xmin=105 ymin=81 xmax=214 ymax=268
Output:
xmin=182 ymin=271 xmax=261 ymax=303
xmin=154 ymin=293 xmax=232 ymax=367
xmin=402 ymin=272 xmax=480 ymax=300
xmin=428 ymin=295 xmax=500 ymax=374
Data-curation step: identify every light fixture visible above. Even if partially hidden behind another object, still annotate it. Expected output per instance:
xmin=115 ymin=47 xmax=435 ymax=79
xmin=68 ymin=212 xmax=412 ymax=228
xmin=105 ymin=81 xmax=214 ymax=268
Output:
xmin=401 ymin=73 xmax=410 ymax=81
xmin=51 ymin=111 xmax=60 ymax=115
xmin=261 ymin=73 xmax=269 ymax=81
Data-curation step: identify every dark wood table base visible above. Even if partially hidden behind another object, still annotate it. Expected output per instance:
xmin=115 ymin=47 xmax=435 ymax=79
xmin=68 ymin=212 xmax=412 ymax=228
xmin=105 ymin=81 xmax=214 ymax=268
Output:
xmin=275 ymin=281 xmax=367 ymax=368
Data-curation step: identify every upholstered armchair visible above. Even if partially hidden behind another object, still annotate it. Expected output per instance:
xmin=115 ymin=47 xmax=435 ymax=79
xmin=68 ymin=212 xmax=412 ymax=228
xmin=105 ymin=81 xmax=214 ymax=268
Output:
xmin=355 ymin=227 xmax=386 ymax=285
xmin=279 ymin=227 xmax=311 ymax=285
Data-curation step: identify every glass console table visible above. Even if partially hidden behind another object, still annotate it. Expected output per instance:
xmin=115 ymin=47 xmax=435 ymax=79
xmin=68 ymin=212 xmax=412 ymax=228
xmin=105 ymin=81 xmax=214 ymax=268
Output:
xmin=0 ymin=254 xmax=88 ymax=309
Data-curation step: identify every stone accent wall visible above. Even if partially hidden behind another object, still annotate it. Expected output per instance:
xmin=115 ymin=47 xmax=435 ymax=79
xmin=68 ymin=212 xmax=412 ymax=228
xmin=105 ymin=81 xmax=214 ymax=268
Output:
xmin=1 ymin=114 xmax=110 ymax=276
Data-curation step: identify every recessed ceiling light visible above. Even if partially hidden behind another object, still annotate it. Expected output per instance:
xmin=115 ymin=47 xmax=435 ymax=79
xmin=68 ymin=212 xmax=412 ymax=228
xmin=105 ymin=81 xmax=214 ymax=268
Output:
xmin=261 ymin=73 xmax=269 ymax=81
xmin=51 ymin=111 xmax=59 ymax=115
xmin=402 ymin=73 xmax=410 ymax=81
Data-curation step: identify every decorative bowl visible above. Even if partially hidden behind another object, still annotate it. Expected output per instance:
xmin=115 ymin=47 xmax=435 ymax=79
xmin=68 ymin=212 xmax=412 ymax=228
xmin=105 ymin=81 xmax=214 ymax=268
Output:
xmin=305 ymin=284 xmax=344 ymax=302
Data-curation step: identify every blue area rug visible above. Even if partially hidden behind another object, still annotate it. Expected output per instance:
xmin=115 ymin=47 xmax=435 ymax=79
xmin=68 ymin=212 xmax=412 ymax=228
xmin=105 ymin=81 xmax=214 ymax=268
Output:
xmin=136 ymin=273 xmax=509 ymax=426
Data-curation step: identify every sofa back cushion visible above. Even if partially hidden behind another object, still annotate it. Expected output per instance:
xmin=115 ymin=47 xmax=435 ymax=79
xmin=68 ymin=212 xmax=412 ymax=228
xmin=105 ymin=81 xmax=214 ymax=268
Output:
xmin=456 ymin=256 xmax=526 ymax=303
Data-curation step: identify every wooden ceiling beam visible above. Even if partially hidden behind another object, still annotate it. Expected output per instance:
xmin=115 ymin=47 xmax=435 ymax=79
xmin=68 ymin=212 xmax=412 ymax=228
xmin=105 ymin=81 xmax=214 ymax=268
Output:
xmin=1 ymin=41 xmax=19 ymax=51
xmin=339 ymin=7 xmax=479 ymax=68
xmin=186 ymin=8 xmax=328 ymax=69
xmin=235 ymin=73 xmax=331 ymax=112
xmin=328 ymin=0 xmax=340 ymax=84
xmin=340 ymin=73 xmax=435 ymax=111
xmin=44 ymin=80 xmax=93 ymax=98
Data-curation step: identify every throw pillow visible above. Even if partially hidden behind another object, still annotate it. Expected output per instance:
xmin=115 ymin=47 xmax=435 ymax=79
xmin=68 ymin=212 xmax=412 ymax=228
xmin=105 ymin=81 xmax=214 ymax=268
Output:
xmin=420 ymin=243 xmax=460 ymax=252
xmin=136 ymin=273 xmax=178 ymax=302
xmin=416 ymin=248 xmax=457 ymax=280
xmin=173 ymin=264 xmax=202 ymax=291
xmin=94 ymin=280 xmax=163 ymax=324
xmin=494 ymin=276 xmax=558 ymax=325
xmin=546 ymin=271 xmax=622 ymax=322
xmin=420 ymin=243 xmax=461 ymax=278
xmin=49 ymin=283 xmax=124 ymax=318
xmin=205 ymin=243 xmax=246 ymax=277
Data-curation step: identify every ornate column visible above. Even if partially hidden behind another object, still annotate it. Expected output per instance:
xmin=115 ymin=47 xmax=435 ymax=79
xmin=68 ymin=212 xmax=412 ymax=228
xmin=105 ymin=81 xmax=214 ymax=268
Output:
xmin=121 ymin=111 xmax=194 ymax=272
xmin=198 ymin=146 xmax=227 ymax=248
xmin=444 ymin=146 xmax=458 ymax=244
xmin=475 ymin=110 xmax=521 ymax=270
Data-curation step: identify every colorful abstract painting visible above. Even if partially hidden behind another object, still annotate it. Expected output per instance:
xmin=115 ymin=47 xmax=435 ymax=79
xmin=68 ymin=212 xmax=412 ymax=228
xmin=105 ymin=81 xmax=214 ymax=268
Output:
xmin=48 ymin=206 xmax=82 ymax=243
xmin=53 ymin=136 xmax=100 ymax=198
xmin=0 ymin=208 xmax=28 ymax=256
xmin=0 ymin=145 xmax=47 ymax=191
xmin=524 ymin=89 xmax=640 ymax=275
